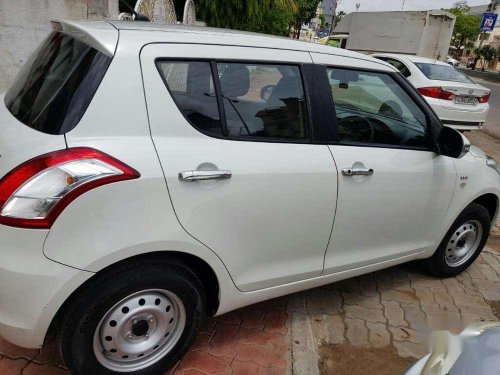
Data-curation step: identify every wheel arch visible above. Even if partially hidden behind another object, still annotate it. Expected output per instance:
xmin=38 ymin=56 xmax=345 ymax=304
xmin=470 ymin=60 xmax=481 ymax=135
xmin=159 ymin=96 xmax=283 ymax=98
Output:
xmin=473 ymin=193 xmax=499 ymax=223
xmin=45 ymin=251 xmax=220 ymax=344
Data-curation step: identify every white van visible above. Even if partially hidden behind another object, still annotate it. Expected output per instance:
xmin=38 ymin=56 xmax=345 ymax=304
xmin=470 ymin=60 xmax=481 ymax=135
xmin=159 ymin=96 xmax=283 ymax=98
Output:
xmin=0 ymin=20 xmax=499 ymax=374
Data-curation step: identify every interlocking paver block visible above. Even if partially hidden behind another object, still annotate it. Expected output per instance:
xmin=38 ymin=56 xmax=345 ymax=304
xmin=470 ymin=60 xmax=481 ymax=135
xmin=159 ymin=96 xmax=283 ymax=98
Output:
xmin=235 ymin=342 xmax=286 ymax=368
xmin=393 ymin=340 xmax=427 ymax=359
xmin=388 ymin=326 xmax=419 ymax=344
xmin=344 ymin=304 xmax=386 ymax=324
xmin=305 ymin=289 xmax=342 ymax=314
xmin=0 ymin=358 xmax=28 ymax=374
xmin=23 ymin=363 xmax=68 ymax=375
xmin=342 ymin=292 xmax=381 ymax=309
xmin=381 ymin=300 xmax=407 ymax=327
xmin=0 ymin=338 xmax=38 ymax=360
xmin=345 ymin=318 xmax=369 ymax=347
xmin=380 ymin=289 xmax=419 ymax=305
xmin=367 ymin=322 xmax=390 ymax=348
xmin=208 ymin=322 xmax=239 ymax=356
xmin=433 ymin=289 xmax=459 ymax=312
xmin=179 ymin=351 xmax=232 ymax=374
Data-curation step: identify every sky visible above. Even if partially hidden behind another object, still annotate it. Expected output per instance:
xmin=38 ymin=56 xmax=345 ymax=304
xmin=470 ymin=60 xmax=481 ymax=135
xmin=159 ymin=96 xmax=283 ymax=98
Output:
xmin=337 ymin=0 xmax=490 ymax=13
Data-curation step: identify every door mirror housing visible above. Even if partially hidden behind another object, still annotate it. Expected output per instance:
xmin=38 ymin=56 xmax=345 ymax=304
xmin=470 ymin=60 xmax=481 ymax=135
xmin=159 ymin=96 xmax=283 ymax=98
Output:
xmin=437 ymin=126 xmax=471 ymax=159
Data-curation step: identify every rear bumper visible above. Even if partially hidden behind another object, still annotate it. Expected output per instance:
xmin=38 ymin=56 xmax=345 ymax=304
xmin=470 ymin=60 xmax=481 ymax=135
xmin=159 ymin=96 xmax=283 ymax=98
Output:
xmin=440 ymin=120 xmax=484 ymax=131
xmin=0 ymin=225 xmax=93 ymax=348
xmin=425 ymin=97 xmax=489 ymax=130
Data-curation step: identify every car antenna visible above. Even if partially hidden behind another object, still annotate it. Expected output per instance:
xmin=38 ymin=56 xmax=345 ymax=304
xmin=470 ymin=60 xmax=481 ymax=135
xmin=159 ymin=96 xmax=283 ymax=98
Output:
xmin=118 ymin=0 xmax=150 ymax=21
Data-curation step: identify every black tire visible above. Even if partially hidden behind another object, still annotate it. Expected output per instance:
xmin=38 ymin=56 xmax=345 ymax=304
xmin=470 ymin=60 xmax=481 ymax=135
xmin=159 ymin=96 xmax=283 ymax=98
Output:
xmin=424 ymin=203 xmax=491 ymax=277
xmin=58 ymin=258 xmax=205 ymax=375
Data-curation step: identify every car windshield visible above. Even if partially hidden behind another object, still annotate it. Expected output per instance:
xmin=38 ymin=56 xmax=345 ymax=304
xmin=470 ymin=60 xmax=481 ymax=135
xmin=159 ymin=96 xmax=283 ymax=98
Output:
xmin=414 ymin=62 xmax=473 ymax=83
xmin=4 ymin=31 xmax=111 ymax=135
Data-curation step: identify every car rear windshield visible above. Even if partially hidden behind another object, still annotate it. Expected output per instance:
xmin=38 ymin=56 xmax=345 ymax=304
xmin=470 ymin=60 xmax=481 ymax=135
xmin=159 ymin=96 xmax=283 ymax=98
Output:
xmin=414 ymin=62 xmax=473 ymax=84
xmin=4 ymin=31 xmax=111 ymax=135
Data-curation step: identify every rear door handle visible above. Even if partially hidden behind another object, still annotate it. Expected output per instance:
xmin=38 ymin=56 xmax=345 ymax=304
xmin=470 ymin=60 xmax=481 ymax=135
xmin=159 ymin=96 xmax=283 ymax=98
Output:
xmin=341 ymin=167 xmax=374 ymax=176
xmin=178 ymin=170 xmax=232 ymax=182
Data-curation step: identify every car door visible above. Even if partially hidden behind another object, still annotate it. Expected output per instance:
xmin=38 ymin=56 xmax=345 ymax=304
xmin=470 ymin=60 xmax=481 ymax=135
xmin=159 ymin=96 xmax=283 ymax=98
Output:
xmin=310 ymin=53 xmax=457 ymax=274
xmin=141 ymin=44 xmax=337 ymax=292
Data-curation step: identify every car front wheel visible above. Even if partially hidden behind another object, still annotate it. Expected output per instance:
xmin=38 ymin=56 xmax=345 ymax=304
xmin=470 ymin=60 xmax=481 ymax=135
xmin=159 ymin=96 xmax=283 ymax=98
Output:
xmin=424 ymin=203 xmax=491 ymax=277
xmin=59 ymin=258 xmax=205 ymax=375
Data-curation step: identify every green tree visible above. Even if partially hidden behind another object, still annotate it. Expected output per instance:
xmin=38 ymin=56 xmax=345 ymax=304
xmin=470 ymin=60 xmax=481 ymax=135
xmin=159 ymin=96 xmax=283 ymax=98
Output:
xmin=290 ymin=0 xmax=322 ymax=39
xmin=333 ymin=10 xmax=346 ymax=29
xmin=474 ymin=45 xmax=498 ymax=71
xmin=197 ymin=0 xmax=297 ymax=33
xmin=449 ymin=2 xmax=481 ymax=57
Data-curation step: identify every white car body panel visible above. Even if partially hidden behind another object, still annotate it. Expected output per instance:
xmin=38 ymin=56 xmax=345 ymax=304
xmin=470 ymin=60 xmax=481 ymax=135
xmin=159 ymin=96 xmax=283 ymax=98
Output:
xmin=140 ymin=43 xmax=338 ymax=291
xmin=372 ymin=53 xmax=491 ymax=130
xmin=0 ymin=21 xmax=499 ymax=350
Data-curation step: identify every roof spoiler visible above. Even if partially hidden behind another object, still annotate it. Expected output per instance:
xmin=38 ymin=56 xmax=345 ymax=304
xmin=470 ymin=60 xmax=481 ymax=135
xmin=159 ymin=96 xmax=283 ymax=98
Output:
xmin=50 ymin=20 xmax=118 ymax=57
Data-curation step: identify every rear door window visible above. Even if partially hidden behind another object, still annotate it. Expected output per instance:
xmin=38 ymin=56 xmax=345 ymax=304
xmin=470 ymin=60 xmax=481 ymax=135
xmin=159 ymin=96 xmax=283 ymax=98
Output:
xmin=217 ymin=63 xmax=308 ymax=139
xmin=4 ymin=31 xmax=111 ymax=135
xmin=156 ymin=60 xmax=309 ymax=141
xmin=157 ymin=61 xmax=222 ymax=135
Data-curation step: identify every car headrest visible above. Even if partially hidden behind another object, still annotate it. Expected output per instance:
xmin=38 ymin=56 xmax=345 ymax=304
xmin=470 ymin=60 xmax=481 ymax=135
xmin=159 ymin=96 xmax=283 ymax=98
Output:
xmin=220 ymin=65 xmax=250 ymax=98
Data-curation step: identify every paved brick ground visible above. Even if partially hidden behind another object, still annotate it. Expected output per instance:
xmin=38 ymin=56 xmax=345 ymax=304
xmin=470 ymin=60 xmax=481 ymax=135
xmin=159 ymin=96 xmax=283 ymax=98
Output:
xmin=305 ymin=247 xmax=500 ymax=363
xmin=0 ymin=298 xmax=291 ymax=375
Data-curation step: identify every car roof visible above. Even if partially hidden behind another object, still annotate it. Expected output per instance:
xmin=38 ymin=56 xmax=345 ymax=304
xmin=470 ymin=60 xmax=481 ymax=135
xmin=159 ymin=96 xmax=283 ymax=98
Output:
xmin=54 ymin=20 xmax=394 ymax=71
xmin=372 ymin=53 xmax=449 ymax=66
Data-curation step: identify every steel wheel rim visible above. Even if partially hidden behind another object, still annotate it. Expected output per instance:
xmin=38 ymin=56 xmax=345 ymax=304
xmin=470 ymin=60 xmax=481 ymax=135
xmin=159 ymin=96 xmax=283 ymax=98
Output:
xmin=93 ymin=289 xmax=186 ymax=372
xmin=445 ymin=220 xmax=483 ymax=267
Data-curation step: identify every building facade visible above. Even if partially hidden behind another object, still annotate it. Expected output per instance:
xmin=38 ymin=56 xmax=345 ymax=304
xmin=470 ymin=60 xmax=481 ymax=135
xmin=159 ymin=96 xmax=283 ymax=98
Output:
xmin=0 ymin=0 xmax=119 ymax=93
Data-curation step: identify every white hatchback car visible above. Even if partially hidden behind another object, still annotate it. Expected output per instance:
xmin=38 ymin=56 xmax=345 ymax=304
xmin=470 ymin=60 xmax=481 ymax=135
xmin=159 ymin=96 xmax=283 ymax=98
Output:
xmin=1 ymin=21 xmax=500 ymax=375
xmin=372 ymin=54 xmax=491 ymax=130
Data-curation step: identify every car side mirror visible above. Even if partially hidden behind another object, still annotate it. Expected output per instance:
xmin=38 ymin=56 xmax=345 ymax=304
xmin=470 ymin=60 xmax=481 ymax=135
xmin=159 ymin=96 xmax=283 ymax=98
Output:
xmin=437 ymin=126 xmax=471 ymax=159
xmin=260 ymin=85 xmax=275 ymax=101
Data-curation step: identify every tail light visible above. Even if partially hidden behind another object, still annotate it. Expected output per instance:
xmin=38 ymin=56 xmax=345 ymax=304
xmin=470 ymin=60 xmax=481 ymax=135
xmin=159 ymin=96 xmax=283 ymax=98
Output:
xmin=478 ymin=93 xmax=490 ymax=103
xmin=417 ymin=87 xmax=455 ymax=101
xmin=0 ymin=148 xmax=140 ymax=229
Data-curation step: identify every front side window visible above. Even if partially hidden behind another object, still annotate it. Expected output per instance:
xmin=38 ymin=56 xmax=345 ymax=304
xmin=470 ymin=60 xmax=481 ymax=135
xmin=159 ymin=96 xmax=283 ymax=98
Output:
xmin=327 ymin=68 xmax=428 ymax=148
xmin=376 ymin=57 xmax=411 ymax=78
xmin=217 ymin=63 xmax=308 ymax=139
xmin=157 ymin=61 xmax=222 ymax=135
xmin=5 ymin=31 xmax=111 ymax=135
xmin=414 ymin=63 xmax=473 ymax=83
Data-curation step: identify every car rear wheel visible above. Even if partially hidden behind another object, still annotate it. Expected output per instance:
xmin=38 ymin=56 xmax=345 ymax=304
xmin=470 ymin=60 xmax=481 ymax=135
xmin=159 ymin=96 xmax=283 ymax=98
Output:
xmin=424 ymin=203 xmax=491 ymax=277
xmin=59 ymin=258 xmax=205 ymax=375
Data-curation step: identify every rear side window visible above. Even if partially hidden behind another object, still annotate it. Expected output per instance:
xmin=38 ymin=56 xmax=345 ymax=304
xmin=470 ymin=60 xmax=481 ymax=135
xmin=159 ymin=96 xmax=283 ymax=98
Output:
xmin=4 ymin=32 xmax=111 ymax=135
xmin=157 ymin=61 xmax=222 ymax=135
xmin=218 ymin=63 xmax=308 ymax=139
xmin=156 ymin=60 xmax=308 ymax=141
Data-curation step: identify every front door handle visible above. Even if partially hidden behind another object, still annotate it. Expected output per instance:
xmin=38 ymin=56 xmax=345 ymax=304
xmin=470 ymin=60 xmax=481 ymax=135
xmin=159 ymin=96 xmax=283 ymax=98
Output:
xmin=178 ymin=170 xmax=232 ymax=182
xmin=341 ymin=167 xmax=374 ymax=176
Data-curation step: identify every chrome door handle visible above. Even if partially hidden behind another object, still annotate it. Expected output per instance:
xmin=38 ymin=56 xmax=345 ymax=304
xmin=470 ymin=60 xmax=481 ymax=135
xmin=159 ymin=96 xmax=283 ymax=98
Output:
xmin=178 ymin=170 xmax=232 ymax=182
xmin=341 ymin=167 xmax=374 ymax=176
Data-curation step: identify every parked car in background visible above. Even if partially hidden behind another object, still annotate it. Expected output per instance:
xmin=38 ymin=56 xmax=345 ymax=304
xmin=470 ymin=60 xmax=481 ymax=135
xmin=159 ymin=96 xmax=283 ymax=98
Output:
xmin=405 ymin=322 xmax=500 ymax=375
xmin=1 ymin=21 xmax=499 ymax=375
xmin=446 ymin=55 xmax=460 ymax=67
xmin=373 ymin=54 xmax=491 ymax=130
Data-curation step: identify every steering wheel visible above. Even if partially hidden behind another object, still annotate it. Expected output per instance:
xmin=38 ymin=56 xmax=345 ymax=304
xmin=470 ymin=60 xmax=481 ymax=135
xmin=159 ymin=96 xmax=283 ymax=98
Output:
xmin=337 ymin=115 xmax=374 ymax=143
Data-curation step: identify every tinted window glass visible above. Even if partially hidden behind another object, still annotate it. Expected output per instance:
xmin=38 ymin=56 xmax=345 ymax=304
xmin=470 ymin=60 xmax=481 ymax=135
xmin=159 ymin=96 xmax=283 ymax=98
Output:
xmin=327 ymin=68 xmax=428 ymax=148
xmin=157 ymin=61 xmax=222 ymax=135
xmin=5 ymin=31 xmax=111 ymax=135
xmin=414 ymin=63 xmax=473 ymax=83
xmin=217 ymin=63 xmax=308 ymax=139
